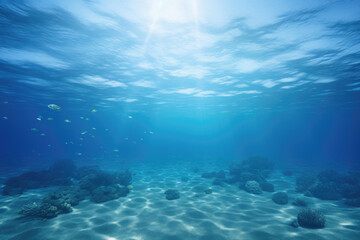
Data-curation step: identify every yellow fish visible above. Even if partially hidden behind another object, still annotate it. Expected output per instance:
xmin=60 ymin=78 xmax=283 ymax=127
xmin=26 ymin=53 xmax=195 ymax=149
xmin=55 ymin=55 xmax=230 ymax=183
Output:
xmin=48 ymin=104 xmax=61 ymax=111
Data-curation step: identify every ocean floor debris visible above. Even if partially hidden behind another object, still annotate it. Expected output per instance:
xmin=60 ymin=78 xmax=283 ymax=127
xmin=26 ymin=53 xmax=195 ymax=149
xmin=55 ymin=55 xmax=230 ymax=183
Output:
xmin=164 ymin=189 xmax=180 ymax=200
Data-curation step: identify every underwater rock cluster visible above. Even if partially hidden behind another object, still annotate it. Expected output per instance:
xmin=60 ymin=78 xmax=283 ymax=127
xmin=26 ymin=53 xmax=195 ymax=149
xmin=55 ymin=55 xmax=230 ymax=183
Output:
xmin=1 ymin=159 xmax=133 ymax=219
xmin=272 ymin=192 xmax=289 ymax=205
xmin=228 ymin=156 xmax=275 ymax=193
xmin=164 ymin=189 xmax=180 ymax=200
xmin=196 ymin=157 xmax=360 ymax=231
xmin=2 ymin=159 xmax=76 ymax=195
xmin=296 ymin=170 xmax=360 ymax=206
xmin=200 ymin=156 xmax=275 ymax=193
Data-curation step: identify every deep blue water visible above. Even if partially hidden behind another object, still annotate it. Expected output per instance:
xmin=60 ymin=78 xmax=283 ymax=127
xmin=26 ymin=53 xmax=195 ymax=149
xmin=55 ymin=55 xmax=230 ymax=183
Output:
xmin=1 ymin=1 xmax=360 ymax=239
xmin=1 ymin=101 xmax=360 ymax=170
xmin=0 ymin=0 xmax=360 ymax=172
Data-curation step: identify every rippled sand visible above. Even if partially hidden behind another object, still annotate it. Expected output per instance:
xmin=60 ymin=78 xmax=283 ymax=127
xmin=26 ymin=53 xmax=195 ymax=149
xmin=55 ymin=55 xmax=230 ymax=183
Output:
xmin=1 ymin=163 xmax=360 ymax=240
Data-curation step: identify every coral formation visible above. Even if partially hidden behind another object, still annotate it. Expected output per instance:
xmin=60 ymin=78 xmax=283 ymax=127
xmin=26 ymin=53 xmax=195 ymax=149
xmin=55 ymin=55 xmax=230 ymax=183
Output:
xmin=296 ymin=170 xmax=360 ymax=205
xmin=228 ymin=156 xmax=274 ymax=192
xmin=272 ymin=192 xmax=288 ymax=205
xmin=20 ymin=186 xmax=86 ymax=218
xmin=244 ymin=180 xmax=262 ymax=194
xmin=12 ymin=160 xmax=133 ymax=218
xmin=308 ymin=182 xmax=342 ymax=200
xmin=230 ymin=156 xmax=274 ymax=176
xmin=2 ymin=159 xmax=78 ymax=196
xmin=297 ymin=208 xmax=326 ymax=229
xmin=2 ymin=159 xmax=133 ymax=197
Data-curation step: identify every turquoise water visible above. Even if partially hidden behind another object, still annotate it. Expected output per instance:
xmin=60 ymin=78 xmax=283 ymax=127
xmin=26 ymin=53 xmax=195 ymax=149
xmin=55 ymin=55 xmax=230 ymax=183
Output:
xmin=1 ymin=1 xmax=360 ymax=239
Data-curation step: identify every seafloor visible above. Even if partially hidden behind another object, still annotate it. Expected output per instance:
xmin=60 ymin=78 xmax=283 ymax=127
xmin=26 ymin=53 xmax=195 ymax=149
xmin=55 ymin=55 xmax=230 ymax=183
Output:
xmin=0 ymin=161 xmax=360 ymax=240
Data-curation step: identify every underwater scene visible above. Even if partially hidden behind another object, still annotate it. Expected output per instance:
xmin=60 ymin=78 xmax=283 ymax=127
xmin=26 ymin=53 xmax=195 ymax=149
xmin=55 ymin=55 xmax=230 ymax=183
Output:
xmin=1 ymin=0 xmax=360 ymax=239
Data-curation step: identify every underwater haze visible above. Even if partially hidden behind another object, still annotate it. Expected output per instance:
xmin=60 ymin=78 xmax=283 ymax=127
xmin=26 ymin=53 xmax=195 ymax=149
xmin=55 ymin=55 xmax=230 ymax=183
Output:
xmin=1 ymin=0 xmax=360 ymax=240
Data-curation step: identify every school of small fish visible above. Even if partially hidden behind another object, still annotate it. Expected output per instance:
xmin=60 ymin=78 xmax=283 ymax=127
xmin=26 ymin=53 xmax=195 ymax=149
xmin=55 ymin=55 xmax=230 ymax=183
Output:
xmin=2 ymin=102 xmax=155 ymax=157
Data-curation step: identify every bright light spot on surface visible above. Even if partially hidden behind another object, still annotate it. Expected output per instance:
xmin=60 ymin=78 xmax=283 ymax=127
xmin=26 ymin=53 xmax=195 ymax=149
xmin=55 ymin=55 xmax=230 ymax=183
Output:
xmin=145 ymin=0 xmax=199 ymax=43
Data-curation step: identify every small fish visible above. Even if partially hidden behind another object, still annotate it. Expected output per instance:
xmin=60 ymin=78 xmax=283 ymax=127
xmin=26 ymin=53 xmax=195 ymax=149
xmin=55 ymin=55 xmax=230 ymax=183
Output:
xmin=79 ymin=137 xmax=84 ymax=141
xmin=80 ymin=116 xmax=84 ymax=119
xmin=81 ymin=131 xmax=87 ymax=135
xmin=64 ymin=119 xmax=71 ymax=123
xmin=124 ymin=137 xmax=128 ymax=140
xmin=105 ymin=128 xmax=109 ymax=131
xmin=4 ymin=101 xmax=8 ymax=104
xmin=90 ymin=135 xmax=95 ymax=138
xmin=91 ymin=109 xmax=97 ymax=113
xmin=40 ymin=133 xmax=45 ymax=136
xmin=48 ymin=104 xmax=61 ymax=111
xmin=31 ymin=128 xmax=38 ymax=131
xmin=77 ymin=152 xmax=82 ymax=156
xmin=92 ymin=127 xmax=96 ymax=130
xmin=48 ymin=144 xmax=51 ymax=147
xmin=47 ymin=118 xmax=53 ymax=121
xmin=128 ymin=116 xmax=133 ymax=119
xmin=149 ymin=131 xmax=154 ymax=134
xmin=85 ymin=118 xmax=90 ymax=121
xmin=36 ymin=116 xmax=42 ymax=121
xmin=3 ymin=116 xmax=8 ymax=120
xmin=113 ymin=149 xmax=119 ymax=152
xmin=69 ymin=141 xmax=74 ymax=144
xmin=144 ymin=131 xmax=147 ymax=134
xmin=140 ymin=138 xmax=143 ymax=141
xmin=65 ymin=141 xmax=68 ymax=145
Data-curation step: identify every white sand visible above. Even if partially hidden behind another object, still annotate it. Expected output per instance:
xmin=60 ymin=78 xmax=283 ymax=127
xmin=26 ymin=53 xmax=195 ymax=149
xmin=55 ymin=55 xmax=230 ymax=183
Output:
xmin=0 ymin=163 xmax=360 ymax=240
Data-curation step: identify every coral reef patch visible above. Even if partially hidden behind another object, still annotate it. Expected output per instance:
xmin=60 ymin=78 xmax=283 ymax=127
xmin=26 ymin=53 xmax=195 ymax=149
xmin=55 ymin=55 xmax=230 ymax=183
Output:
xmin=297 ymin=208 xmax=326 ymax=229
xmin=2 ymin=159 xmax=133 ymax=219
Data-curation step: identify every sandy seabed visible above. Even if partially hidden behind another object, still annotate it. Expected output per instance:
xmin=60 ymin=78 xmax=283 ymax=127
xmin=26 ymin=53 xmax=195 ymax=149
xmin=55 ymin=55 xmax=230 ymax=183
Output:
xmin=1 ymin=163 xmax=360 ymax=240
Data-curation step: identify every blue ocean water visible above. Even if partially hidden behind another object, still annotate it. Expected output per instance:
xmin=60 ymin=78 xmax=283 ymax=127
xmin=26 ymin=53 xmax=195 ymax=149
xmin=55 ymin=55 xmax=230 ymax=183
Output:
xmin=1 ymin=1 xmax=360 ymax=239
